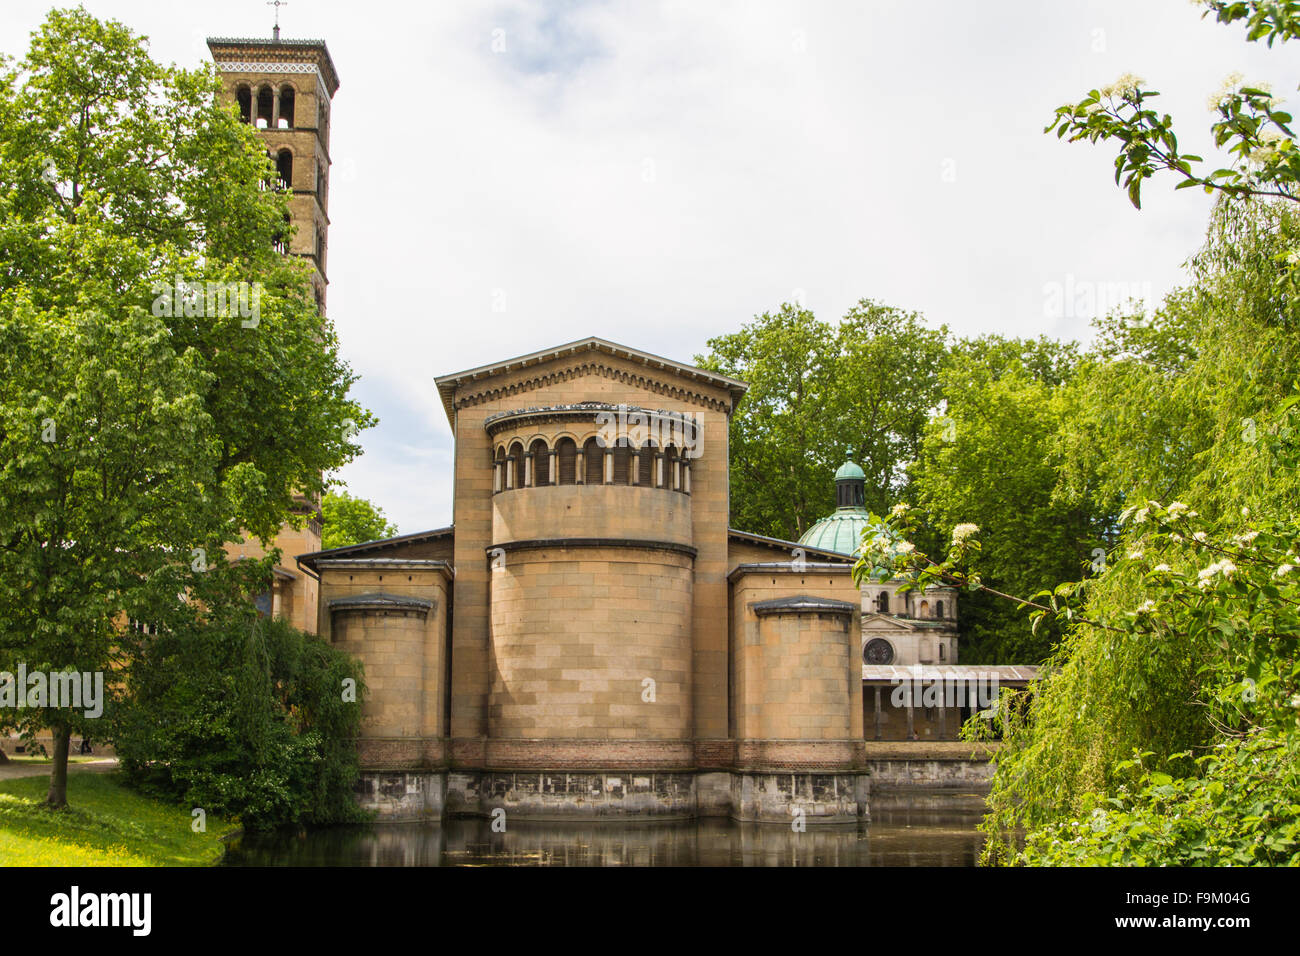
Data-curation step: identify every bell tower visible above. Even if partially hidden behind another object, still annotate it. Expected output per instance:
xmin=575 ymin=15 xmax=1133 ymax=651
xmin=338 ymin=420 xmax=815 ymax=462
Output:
xmin=205 ymin=24 xmax=341 ymax=634
xmin=206 ymin=29 xmax=340 ymax=314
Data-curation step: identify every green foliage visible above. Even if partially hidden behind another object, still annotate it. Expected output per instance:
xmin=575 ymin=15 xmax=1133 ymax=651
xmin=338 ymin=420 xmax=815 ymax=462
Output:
xmin=889 ymin=195 xmax=1300 ymax=863
xmin=321 ymin=490 xmax=399 ymax=550
xmin=908 ymin=336 xmax=1103 ymax=663
xmin=1021 ymin=736 xmax=1300 ymax=867
xmin=0 ymin=6 xmax=373 ymax=804
xmin=0 ymin=300 xmax=215 ymax=767
xmin=697 ymin=299 xmax=947 ymax=541
xmin=113 ymin=594 xmax=367 ymax=830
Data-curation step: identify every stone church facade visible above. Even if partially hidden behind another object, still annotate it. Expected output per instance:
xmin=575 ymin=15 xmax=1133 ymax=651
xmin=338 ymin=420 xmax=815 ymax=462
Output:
xmin=296 ymin=339 xmax=878 ymax=822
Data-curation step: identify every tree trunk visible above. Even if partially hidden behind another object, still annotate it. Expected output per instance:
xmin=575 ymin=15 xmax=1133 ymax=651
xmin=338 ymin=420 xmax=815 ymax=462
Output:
xmin=46 ymin=726 xmax=71 ymax=808
xmin=0 ymin=748 xmax=8 ymax=764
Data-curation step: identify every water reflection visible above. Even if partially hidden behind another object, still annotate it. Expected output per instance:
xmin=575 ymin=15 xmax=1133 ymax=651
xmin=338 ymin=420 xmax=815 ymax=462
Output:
xmin=224 ymin=799 xmax=987 ymax=867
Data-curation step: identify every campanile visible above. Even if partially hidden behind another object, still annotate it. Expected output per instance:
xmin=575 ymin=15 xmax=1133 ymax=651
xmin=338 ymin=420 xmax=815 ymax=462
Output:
xmin=206 ymin=29 xmax=340 ymax=314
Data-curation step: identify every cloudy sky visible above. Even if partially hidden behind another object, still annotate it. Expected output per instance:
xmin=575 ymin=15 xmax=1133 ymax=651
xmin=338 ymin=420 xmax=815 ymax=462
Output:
xmin=1 ymin=1 xmax=1293 ymax=532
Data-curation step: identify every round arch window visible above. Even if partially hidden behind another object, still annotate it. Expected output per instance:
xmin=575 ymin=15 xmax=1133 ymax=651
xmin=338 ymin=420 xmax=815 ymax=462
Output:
xmin=863 ymin=638 xmax=895 ymax=665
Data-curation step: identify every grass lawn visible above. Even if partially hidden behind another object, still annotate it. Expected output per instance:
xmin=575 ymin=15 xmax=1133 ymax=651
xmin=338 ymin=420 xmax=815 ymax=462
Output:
xmin=0 ymin=770 xmax=238 ymax=866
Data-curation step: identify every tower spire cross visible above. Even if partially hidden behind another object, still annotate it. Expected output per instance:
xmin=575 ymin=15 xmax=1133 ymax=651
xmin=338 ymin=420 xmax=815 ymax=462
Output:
xmin=267 ymin=0 xmax=289 ymax=41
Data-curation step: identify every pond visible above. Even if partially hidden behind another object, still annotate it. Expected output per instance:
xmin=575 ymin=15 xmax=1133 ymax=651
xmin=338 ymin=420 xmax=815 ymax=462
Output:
xmin=223 ymin=795 xmax=988 ymax=867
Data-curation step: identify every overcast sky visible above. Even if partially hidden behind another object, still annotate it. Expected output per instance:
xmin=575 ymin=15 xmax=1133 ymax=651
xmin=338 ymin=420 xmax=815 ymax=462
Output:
xmin=1 ymin=1 xmax=1293 ymax=533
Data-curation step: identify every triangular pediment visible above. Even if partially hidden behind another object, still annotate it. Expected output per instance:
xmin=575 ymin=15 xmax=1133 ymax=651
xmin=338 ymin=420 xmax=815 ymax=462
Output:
xmin=862 ymin=613 xmax=917 ymax=630
xmin=434 ymin=336 xmax=748 ymax=426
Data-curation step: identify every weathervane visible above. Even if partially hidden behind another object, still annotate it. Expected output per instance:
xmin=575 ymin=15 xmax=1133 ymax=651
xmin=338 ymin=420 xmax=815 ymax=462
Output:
xmin=268 ymin=0 xmax=289 ymax=41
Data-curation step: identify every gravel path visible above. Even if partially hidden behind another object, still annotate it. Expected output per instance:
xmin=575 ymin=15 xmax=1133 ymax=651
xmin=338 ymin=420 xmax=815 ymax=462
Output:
xmin=0 ymin=758 xmax=120 ymax=780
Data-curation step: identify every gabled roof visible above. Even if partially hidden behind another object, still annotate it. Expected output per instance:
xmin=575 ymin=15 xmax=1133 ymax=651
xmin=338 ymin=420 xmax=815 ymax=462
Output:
xmin=727 ymin=529 xmax=853 ymax=564
xmin=296 ymin=526 xmax=453 ymax=574
xmin=433 ymin=336 xmax=748 ymax=427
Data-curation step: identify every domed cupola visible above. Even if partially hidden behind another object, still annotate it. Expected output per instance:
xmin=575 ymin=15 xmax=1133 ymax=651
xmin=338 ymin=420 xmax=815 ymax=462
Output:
xmin=797 ymin=461 xmax=885 ymax=560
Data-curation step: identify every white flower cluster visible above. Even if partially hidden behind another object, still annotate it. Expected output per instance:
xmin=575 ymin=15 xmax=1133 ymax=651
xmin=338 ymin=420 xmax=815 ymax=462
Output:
xmin=1207 ymin=72 xmax=1245 ymax=111
xmin=951 ymin=523 xmax=980 ymax=547
xmin=1197 ymin=559 xmax=1238 ymax=589
xmin=1249 ymin=128 xmax=1290 ymax=167
xmin=1101 ymin=73 xmax=1145 ymax=99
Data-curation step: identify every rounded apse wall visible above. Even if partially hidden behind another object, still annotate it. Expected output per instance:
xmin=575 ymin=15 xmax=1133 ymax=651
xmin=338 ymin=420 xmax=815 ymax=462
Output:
xmin=486 ymin=543 xmax=693 ymax=750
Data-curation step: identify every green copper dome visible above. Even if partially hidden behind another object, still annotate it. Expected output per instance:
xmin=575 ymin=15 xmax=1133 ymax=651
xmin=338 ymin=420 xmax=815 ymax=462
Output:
xmin=834 ymin=461 xmax=865 ymax=481
xmin=798 ymin=509 xmax=878 ymax=556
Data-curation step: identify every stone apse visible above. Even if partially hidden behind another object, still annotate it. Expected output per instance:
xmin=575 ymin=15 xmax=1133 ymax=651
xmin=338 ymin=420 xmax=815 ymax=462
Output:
xmin=299 ymin=337 xmax=873 ymax=823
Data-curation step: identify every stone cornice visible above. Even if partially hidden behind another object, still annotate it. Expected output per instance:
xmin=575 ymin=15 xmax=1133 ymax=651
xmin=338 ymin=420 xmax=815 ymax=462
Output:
xmin=313 ymin=558 xmax=454 ymax=582
xmin=327 ymin=592 xmax=434 ymax=616
xmin=750 ymin=595 xmax=857 ymax=617
xmin=484 ymin=402 xmax=701 ymax=439
xmin=727 ymin=562 xmax=855 ymax=582
xmin=488 ymin=538 xmax=697 ymax=559
xmin=456 ymin=360 xmax=732 ymax=419
xmin=206 ymin=36 xmax=340 ymax=95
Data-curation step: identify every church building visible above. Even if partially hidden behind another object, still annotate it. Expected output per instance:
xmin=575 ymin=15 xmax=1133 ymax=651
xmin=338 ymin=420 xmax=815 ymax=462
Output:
xmin=294 ymin=337 xmax=1024 ymax=822
xmin=204 ymin=29 xmax=1036 ymax=823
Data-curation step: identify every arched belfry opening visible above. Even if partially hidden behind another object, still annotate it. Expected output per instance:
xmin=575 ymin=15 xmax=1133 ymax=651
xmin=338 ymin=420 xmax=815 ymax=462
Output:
xmin=256 ymin=85 xmax=274 ymax=128
xmin=278 ymin=85 xmax=295 ymax=128
xmin=276 ymin=149 xmax=293 ymax=189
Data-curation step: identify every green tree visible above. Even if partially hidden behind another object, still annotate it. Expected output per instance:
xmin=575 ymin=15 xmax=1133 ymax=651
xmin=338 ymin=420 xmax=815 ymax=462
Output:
xmin=872 ymin=202 xmax=1300 ymax=866
xmin=823 ymin=300 xmax=949 ymax=517
xmin=321 ymin=490 xmax=399 ymax=550
xmin=114 ymin=578 xmax=368 ymax=830
xmin=0 ymin=7 xmax=372 ymax=806
xmin=909 ymin=336 xmax=1102 ymax=663
xmin=696 ymin=304 xmax=836 ymax=540
xmin=697 ymin=299 xmax=947 ymax=541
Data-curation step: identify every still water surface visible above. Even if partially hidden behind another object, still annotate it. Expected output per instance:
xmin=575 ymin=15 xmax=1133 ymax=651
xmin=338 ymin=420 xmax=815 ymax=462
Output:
xmin=224 ymin=799 xmax=987 ymax=867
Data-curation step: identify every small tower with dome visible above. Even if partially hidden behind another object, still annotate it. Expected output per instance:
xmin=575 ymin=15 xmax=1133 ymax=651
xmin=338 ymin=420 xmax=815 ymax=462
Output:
xmin=800 ymin=462 xmax=959 ymax=667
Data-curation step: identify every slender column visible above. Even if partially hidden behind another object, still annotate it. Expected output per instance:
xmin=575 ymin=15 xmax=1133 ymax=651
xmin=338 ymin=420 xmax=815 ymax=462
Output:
xmin=271 ymin=88 xmax=281 ymax=129
xmin=524 ymin=453 xmax=533 ymax=488
xmin=603 ymin=448 xmax=613 ymax=484
xmin=873 ymin=685 xmax=882 ymax=740
xmin=630 ymin=451 xmax=640 ymax=485
xmin=575 ymin=450 xmax=585 ymax=484
xmin=505 ymin=456 xmax=515 ymax=490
